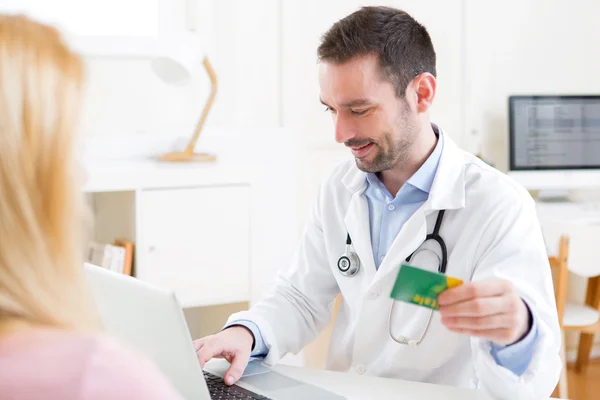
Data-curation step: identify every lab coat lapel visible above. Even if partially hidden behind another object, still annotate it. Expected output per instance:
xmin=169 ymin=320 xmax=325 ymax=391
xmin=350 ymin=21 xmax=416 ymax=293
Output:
xmin=341 ymin=169 xmax=377 ymax=281
xmin=370 ymin=207 xmax=428 ymax=288
xmin=344 ymin=193 xmax=377 ymax=282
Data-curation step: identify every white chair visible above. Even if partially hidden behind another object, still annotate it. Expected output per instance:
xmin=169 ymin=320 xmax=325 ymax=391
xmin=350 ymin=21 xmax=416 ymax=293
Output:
xmin=548 ymin=224 xmax=600 ymax=399
xmin=561 ymin=225 xmax=600 ymax=370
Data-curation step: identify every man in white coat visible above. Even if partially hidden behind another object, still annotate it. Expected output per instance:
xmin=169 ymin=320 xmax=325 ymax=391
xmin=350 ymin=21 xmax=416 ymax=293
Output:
xmin=195 ymin=6 xmax=561 ymax=399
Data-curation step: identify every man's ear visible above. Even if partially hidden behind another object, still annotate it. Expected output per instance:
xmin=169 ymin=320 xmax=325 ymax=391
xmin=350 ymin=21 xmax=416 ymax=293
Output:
xmin=411 ymin=73 xmax=436 ymax=114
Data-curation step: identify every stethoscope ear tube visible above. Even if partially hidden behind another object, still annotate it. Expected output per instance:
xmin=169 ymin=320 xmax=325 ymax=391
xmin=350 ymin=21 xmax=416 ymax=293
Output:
xmin=404 ymin=210 xmax=447 ymax=274
xmin=391 ymin=210 xmax=448 ymax=346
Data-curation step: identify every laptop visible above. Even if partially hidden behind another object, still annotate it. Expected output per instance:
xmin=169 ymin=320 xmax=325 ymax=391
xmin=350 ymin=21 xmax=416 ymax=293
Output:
xmin=83 ymin=263 xmax=345 ymax=400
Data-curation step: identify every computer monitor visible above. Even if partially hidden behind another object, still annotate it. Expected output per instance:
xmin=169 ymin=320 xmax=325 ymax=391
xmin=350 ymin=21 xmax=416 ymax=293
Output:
xmin=507 ymin=95 xmax=600 ymax=191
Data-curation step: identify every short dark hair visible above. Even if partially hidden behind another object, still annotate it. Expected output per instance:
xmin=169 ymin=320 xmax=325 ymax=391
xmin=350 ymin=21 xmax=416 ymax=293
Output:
xmin=317 ymin=6 xmax=436 ymax=98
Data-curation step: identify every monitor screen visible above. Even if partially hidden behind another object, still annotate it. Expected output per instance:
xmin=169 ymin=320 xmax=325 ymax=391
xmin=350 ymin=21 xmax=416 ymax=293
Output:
xmin=509 ymin=95 xmax=600 ymax=170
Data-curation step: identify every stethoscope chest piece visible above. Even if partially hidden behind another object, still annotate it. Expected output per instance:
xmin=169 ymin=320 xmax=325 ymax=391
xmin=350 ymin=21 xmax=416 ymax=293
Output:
xmin=337 ymin=233 xmax=360 ymax=277
xmin=337 ymin=252 xmax=360 ymax=277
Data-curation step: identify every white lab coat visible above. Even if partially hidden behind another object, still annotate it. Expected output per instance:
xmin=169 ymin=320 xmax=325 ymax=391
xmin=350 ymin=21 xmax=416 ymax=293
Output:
xmin=228 ymin=133 xmax=561 ymax=399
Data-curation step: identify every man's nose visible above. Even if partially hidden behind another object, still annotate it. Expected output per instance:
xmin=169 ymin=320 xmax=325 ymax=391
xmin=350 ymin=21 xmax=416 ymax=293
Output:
xmin=334 ymin=114 xmax=354 ymax=144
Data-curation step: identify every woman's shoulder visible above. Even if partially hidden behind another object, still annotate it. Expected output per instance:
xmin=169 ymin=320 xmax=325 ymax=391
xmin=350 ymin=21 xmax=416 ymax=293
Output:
xmin=80 ymin=332 xmax=183 ymax=400
xmin=0 ymin=328 xmax=183 ymax=400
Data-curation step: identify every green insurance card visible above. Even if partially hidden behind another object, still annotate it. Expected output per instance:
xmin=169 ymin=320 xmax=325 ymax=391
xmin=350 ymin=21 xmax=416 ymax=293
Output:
xmin=390 ymin=264 xmax=463 ymax=310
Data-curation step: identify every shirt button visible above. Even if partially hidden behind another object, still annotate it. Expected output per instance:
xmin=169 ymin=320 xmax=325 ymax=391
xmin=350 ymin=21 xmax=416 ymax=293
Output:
xmin=369 ymin=291 xmax=379 ymax=299
xmin=355 ymin=364 xmax=366 ymax=374
xmin=388 ymin=204 xmax=395 ymax=211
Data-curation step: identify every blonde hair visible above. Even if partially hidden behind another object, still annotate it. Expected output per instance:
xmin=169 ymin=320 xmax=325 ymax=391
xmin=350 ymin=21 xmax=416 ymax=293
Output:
xmin=0 ymin=15 xmax=98 ymax=331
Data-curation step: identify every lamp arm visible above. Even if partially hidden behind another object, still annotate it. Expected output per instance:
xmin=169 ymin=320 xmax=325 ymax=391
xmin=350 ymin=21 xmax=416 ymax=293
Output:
xmin=184 ymin=56 xmax=218 ymax=155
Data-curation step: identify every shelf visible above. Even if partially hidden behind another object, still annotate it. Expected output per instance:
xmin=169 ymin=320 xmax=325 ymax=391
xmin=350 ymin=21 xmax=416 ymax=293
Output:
xmin=82 ymin=159 xmax=257 ymax=192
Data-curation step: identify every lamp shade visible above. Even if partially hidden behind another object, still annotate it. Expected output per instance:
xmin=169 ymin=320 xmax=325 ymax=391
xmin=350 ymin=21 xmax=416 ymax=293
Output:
xmin=151 ymin=32 xmax=205 ymax=85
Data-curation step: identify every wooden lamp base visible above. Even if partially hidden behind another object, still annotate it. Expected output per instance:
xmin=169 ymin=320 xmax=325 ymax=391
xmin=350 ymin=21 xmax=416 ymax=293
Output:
xmin=158 ymin=152 xmax=217 ymax=162
xmin=157 ymin=57 xmax=219 ymax=164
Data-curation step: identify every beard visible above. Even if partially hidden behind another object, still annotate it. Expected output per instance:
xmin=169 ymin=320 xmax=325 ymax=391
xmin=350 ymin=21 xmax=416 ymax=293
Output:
xmin=354 ymin=135 xmax=413 ymax=173
xmin=348 ymin=103 xmax=419 ymax=173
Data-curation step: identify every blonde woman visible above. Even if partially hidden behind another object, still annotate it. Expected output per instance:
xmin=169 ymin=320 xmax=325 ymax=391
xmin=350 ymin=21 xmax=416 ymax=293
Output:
xmin=0 ymin=15 xmax=182 ymax=399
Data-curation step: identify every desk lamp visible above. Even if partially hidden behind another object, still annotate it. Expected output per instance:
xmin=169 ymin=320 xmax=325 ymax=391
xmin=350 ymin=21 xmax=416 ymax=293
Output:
xmin=151 ymin=33 xmax=217 ymax=162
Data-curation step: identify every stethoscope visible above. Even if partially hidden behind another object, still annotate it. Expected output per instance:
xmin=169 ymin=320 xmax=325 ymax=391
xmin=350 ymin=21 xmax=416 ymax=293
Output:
xmin=337 ymin=210 xmax=447 ymax=346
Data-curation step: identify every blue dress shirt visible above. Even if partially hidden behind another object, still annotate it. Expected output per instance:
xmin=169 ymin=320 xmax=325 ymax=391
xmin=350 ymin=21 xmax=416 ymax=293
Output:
xmin=227 ymin=127 xmax=538 ymax=376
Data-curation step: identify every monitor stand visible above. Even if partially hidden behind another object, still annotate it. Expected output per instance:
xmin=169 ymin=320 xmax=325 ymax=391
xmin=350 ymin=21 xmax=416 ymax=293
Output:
xmin=537 ymin=189 xmax=570 ymax=202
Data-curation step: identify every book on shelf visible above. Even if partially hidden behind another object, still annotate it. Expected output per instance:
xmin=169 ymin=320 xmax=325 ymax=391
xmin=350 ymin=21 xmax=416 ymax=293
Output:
xmin=86 ymin=239 xmax=134 ymax=277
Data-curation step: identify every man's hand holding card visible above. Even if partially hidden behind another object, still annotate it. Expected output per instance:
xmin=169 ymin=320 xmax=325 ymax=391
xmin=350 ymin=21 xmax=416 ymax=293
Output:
xmin=391 ymin=264 xmax=532 ymax=346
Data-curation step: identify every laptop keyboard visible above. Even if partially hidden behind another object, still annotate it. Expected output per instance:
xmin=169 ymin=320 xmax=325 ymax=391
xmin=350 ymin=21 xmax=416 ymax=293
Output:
xmin=203 ymin=371 xmax=272 ymax=400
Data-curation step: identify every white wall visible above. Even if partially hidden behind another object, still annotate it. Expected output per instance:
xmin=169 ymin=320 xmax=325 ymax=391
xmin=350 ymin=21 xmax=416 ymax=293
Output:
xmin=464 ymin=0 xmax=600 ymax=170
xmin=79 ymin=0 xmax=281 ymax=140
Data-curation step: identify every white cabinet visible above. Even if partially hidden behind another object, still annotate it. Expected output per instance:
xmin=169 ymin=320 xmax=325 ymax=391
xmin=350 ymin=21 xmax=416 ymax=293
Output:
xmin=139 ymin=185 xmax=251 ymax=307
xmin=84 ymin=159 xmax=255 ymax=309
xmin=82 ymin=128 xmax=302 ymax=342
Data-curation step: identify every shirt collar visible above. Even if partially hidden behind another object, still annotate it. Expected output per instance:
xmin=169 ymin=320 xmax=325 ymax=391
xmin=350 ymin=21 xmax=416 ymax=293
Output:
xmin=406 ymin=125 xmax=444 ymax=193
xmin=366 ymin=124 xmax=444 ymax=195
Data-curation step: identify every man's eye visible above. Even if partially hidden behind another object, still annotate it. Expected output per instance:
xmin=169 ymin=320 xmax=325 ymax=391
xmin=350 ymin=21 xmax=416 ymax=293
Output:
xmin=324 ymin=107 xmax=336 ymax=113
xmin=351 ymin=109 xmax=368 ymax=116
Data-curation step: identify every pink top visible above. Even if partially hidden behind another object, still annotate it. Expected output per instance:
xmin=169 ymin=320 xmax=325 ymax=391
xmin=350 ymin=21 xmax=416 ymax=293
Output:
xmin=0 ymin=328 xmax=183 ymax=400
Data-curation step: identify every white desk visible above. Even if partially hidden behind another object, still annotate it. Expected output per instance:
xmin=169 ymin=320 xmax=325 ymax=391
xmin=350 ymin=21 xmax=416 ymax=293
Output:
xmin=206 ymin=359 xmax=570 ymax=400
xmin=536 ymin=200 xmax=600 ymax=256
xmin=207 ymin=360 xmax=500 ymax=400
xmin=536 ymin=201 xmax=600 ymax=226
xmin=267 ymin=364 xmax=491 ymax=400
